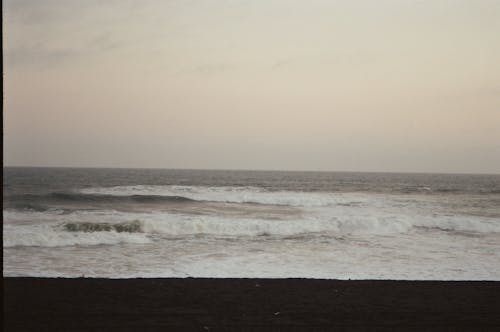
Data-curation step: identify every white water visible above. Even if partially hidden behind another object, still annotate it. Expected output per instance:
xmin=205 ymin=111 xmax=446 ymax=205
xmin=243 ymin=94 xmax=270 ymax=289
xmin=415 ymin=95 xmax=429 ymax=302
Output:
xmin=4 ymin=197 xmax=499 ymax=248
xmin=80 ymin=185 xmax=376 ymax=207
xmin=4 ymin=186 xmax=500 ymax=279
xmin=4 ymin=229 xmax=499 ymax=280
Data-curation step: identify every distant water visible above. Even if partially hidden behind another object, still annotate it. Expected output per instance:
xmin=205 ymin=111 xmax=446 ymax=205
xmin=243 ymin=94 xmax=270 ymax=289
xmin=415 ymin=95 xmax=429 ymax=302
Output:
xmin=3 ymin=167 xmax=500 ymax=279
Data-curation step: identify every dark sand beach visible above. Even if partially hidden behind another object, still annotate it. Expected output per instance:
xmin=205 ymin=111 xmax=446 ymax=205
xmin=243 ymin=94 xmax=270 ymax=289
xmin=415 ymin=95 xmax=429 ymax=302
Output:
xmin=4 ymin=278 xmax=500 ymax=331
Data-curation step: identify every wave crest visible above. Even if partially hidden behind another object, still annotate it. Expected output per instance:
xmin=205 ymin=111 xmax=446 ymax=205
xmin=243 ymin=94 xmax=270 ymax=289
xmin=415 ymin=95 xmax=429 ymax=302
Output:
xmin=79 ymin=185 xmax=371 ymax=207
xmin=62 ymin=220 xmax=142 ymax=233
xmin=4 ymin=192 xmax=196 ymax=210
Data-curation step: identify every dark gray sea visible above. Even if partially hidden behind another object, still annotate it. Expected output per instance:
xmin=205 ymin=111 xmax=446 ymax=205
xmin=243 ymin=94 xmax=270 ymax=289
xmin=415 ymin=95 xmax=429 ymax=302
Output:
xmin=3 ymin=167 xmax=500 ymax=279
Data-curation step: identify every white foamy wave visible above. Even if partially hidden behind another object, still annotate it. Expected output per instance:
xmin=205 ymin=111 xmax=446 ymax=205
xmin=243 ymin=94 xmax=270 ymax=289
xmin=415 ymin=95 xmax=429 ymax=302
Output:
xmin=141 ymin=215 xmax=338 ymax=237
xmin=79 ymin=185 xmax=372 ymax=207
xmin=4 ymin=206 xmax=499 ymax=249
xmin=3 ymin=210 xmax=152 ymax=247
xmin=7 ymin=208 xmax=420 ymax=238
xmin=3 ymin=223 xmax=151 ymax=248
xmin=416 ymin=215 xmax=500 ymax=234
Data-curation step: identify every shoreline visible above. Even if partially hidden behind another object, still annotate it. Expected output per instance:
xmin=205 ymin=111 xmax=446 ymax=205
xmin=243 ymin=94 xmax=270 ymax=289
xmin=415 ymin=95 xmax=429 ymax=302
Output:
xmin=4 ymin=277 xmax=500 ymax=331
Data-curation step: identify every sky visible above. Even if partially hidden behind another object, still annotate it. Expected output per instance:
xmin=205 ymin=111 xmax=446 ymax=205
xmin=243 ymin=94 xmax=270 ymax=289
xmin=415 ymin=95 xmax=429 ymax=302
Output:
xmin=3 ymin=0 xmax=500 ymax=173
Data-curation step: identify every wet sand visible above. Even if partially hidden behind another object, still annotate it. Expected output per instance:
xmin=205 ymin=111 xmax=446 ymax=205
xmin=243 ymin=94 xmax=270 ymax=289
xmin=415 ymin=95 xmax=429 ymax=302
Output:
xmin=4 ymin=278 xmax=500 ymax=331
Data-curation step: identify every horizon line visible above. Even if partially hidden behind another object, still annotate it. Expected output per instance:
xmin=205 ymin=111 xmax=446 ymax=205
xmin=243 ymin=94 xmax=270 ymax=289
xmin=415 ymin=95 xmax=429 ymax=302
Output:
xmin=3 ymin=164 xmax=499 ymax=176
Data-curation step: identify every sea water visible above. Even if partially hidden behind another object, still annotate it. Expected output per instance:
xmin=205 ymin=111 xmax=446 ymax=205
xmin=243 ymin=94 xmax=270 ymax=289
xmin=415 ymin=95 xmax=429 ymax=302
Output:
xmin=3 ymin=167 xmax=500 ymax=279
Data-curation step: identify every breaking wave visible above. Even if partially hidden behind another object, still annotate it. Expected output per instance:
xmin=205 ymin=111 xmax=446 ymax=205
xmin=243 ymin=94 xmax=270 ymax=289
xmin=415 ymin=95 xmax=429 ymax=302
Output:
xmin=3 ymin=223 xmax=151 ymax=248
xmin=79 ymin=185 xmax=374 ymax=207
xmin=3 ymin=207 xmax=499 ymax=248
xmin=63 ymin=220 xmax=142 ymax=233
xmin=4 ymin=192 xmax=196 ymax=210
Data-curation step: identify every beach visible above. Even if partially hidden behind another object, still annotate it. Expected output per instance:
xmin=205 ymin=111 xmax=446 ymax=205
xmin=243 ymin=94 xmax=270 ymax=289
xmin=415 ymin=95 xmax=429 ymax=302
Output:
xmin=4 ymin=278 xmax=500 ymax=331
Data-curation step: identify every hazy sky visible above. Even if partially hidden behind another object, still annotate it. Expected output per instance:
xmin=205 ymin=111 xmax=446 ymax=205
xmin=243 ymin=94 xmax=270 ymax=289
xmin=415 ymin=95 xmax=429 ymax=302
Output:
xmin=3 ymin=0 xmax=500 ymax=173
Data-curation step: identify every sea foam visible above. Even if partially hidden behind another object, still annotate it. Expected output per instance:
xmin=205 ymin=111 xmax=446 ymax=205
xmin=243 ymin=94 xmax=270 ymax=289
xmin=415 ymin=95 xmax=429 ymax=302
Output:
xmin=80 ymin=185 xmax=376 ymax=207
xmin=4 ymin=205 xmax=499 ymax=248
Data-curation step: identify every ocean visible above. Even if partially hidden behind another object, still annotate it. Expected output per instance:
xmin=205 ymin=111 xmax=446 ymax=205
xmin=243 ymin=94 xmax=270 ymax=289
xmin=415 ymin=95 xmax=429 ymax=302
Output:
xmin=3 ymin=167 xmax=500 ymax=279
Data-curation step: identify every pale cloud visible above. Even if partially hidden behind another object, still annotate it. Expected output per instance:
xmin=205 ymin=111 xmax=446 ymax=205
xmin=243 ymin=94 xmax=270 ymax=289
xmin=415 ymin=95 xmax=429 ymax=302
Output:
xmin=4 ymin=45 xmax=80 ymax=67
xmin=191 ymin=63 xmax=237 ymax=75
